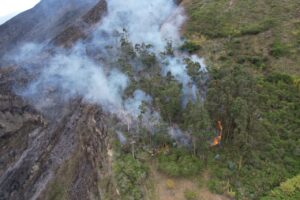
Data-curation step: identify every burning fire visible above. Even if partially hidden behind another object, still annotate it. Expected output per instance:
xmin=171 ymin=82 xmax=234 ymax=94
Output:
xmin=211 ymin=121 xmax=223 ymax=147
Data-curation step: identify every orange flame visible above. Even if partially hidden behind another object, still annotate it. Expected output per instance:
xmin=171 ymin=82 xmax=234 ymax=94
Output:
xmin=212 ymin=137 xmax=220 ymax=146
xmin=211 ymin=121 xmax=223 ymax=147
xmin=211 ymin=135 xmax=222 ymax=146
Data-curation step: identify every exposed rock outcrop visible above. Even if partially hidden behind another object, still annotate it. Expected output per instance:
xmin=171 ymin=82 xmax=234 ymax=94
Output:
xmin=0 ymin=1 xmax=114 ymax=199
xmin=0 ymin=0 xmax=107 ymax=59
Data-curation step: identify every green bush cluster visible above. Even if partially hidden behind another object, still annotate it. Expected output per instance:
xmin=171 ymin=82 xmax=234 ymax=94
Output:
xmin=270 ymin=39 xmax=290 ymax=58
xmin=184 ymin=189 xmax=198 ymax=200
xmin=237 ymin=55 xmax=268 ymax=69
xmin=205 ymin=64 xmax=300 ymax=198
xmin=180 ymin=41 xmax=201 ymax=53
xmin=240 ymin=19 xmax=275 ymax=35
xmin=261 ymin=175 xmax=300 ymax=200
xmin=111 ymin=3 xmax=300 ymax=199
xmin=158 ymin=149 xmax=203 ymax=177
xmin=114 ymin=155 xmax=149 ymax=200
xmin=208 ymin=179 xmax=228 ymax=194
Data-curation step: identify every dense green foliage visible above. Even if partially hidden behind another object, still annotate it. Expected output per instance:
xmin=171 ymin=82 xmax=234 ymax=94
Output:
xmin=206 ymin=65 xmax=259 ymax=147
xmin=262 ymin=174 xmax=300 ymax=200
xmin=270 ymin=39 xmax=290 ymax=58
xmin=180 ymin=41 xmax=201 ymax=53
xmin=113 ymin=154 xmax=148 ymax=200
xmin=202 ymin=58 xmax=300 ymax=199
xmin=183 ymin=0 xmax=300 ymax=199
xmin=158 ymin=149 xmax=203 ymax=177
xmin=116 ymin=27 xmax=300 ymax=200
xmin=112 ymin=1 xmax=300 ymax=199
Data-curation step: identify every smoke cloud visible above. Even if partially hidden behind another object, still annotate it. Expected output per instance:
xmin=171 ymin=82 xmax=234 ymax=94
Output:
xmin=8 ymin=0 xmax=207 ymax=142
xmin=168 ymin=126 xmax=191 ymax=146
xmin=92 ymin=0 xmax=205 ymax=106
xmin=21 ymin=49 xmax=128 ymax=111
xmin=116 ymin=131 xmax=127 ymax=145
xmin=124 ymin=90 xmax=152 ymax=119
xmin=94 ymin=0 xmax=185 ymax=51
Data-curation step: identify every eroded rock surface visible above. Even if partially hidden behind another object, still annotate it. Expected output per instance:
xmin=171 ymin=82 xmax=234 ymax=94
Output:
xmin=0 ymin=1 xmax=113 ymax=199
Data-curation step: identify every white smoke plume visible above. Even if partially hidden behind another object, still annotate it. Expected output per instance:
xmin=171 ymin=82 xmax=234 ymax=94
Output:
xmin=10 ymin=43 xmax=44 ymax=63
xmin=94 ymin=0 xmax=185 ymax=51
xmin=21 ymin=49 xmax=128 ymax=111
xmin=9 ymin=0 xmax=207 ymax=143
xmin=168 ymin=126 xmax=191 ymax=146
xmin=92 ymin=0 xmax=206 ymax=105
xmin=162 ymin=55 xmax=201 ymax=106
xmin=124 ymin=90 xmax=152 ymax=119
xmin=190 ymin=55 xmax=207 ymax=72
xmin=116 ymin=131 xmax=127 ymax=145
xmin=118 ymin=90 xmax=154 ymax=131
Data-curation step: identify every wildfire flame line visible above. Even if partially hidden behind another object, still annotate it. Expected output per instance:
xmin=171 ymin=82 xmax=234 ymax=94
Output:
xmin=211 ymin=121 xmax=222 ymax=147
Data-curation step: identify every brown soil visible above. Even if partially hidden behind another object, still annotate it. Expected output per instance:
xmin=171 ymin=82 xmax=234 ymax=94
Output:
xmin=151 ymin=168 xmax=231 ymax=200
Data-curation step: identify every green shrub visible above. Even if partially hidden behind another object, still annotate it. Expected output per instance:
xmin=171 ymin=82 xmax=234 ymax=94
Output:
xmin=184 ymin=189 xmax=198 ymax=200
xmin=114 ymin=155 xmax=148 ymax=200
xmin=270 ymin=39 xmax=290 ymax=58
xmin=208 ymin=179 xmax=227 ymax=194
xmin=180 ymin=41 xmax=201 ymax=53
xmin=236 ymin=55 xmax=267 ymax=69
xmin=262 ymin=174 xmax=300 ymax=200
xmin=158 ymin=149 xmax=203 ymax=177
xmin=266 ymin=73 xmax=293 ymax=84
xmin=241 ymin=19 xmax=275 ymax=35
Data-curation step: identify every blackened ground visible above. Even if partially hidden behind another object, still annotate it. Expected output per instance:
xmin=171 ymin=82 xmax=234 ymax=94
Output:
xmin=0 ymin=1 xmax=116 ymax=200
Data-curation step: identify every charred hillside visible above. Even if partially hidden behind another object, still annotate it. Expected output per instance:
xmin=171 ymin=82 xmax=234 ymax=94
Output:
xmin=0 ymin=0 xmax=106 ymax=58
xmin=0 ymin=1 xmax=113 ymax=200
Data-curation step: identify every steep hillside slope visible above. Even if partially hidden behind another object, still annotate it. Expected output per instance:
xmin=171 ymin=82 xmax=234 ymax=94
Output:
xmin=0 ymin=1 xmax=113 ymax=200
xmin=0 ymin=0 xmax=104 ymax=58
xmin=1 ymin=0 xmax=191 ymax=199
xmin=1 ymin=0 xmax=298 ymax=200
xmin=182 ymin=0 xmax=300 ymax=199
xmin=184 ymin=0 xmax=300 ymax=75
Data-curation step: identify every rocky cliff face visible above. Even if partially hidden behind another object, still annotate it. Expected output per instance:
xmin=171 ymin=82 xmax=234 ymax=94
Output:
xmin=0 ymin=0 xmax=106 ymax=58
xmin=0 ymin=1 xmax=114 ymax=199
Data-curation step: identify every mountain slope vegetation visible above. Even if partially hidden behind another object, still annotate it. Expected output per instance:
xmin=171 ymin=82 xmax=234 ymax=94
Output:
xmin=177 ymin=0 xmax=300 ymax=199
xmin=0 ymin=0 xmax=299 ymax=200
xmin=108 ymin=0 xmax=300 ymax=197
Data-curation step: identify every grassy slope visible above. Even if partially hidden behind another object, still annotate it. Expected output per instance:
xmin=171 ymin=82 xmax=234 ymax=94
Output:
xmin=184 ymin=0 xmax=300 ymax=75
xmin=182 ymin=0 xmax=300 ymax=199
